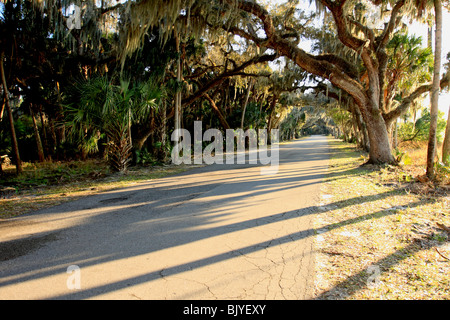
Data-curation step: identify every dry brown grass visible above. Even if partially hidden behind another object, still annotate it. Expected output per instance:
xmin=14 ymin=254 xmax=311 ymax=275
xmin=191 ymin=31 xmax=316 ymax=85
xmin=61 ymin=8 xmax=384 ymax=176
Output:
xmin=314 ymin=137 xmax=450 ymax=300
xmin=396 ymin=140 xmax=449 ymax=184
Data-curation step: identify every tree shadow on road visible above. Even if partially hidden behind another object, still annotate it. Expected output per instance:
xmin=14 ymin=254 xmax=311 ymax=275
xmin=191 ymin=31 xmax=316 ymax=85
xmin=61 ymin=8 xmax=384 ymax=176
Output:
xmin=1 ymin=136 xmax=435 ymax=300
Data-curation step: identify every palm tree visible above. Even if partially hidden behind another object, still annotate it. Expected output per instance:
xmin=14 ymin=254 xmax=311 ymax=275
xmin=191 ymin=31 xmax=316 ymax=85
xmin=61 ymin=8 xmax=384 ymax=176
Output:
xmin=0 ymin=1 xmax=23 ymax=174
xmin=384 ymin=33 xmax=434 ymax=146
xmin=442 ymin=104 xmax=450 ymax=165
xmin=425 ymin=0 xmax=443 ymax=179
xmin=0 ymin=53 xmax=22 ymax=174
xmin=64 ymin=76 xmax=159 ymax=172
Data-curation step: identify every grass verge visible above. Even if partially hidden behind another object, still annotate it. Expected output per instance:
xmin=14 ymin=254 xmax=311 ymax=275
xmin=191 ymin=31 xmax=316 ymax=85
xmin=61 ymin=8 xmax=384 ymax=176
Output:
xmin=0 ymin=160 xmax=198 ymax=219
xmin=314 ymin=137 xmax=450 ymax=299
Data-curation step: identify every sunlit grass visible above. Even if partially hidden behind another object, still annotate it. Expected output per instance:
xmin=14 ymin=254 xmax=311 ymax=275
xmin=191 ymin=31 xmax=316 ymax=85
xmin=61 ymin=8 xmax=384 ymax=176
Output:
xmin=314 ymin=137 xmax=450 ymax=300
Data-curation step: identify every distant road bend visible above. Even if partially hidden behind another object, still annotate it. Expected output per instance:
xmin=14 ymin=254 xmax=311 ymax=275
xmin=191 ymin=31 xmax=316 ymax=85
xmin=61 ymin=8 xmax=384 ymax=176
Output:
xmin=0 ymin=135 xmax=330 ymax=300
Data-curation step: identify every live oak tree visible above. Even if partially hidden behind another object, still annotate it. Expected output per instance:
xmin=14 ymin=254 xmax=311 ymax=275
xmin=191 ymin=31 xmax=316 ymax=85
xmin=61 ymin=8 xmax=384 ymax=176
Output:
xmin=4 ymin=0 xmax=268 ymax=165
xmin=250 ymin=1 xmax=450 ymax=165
xmin=206 ymin=0 xmax=398 ymax=164
xmin=22 ymin=0 xmax=450 ymax=166
xmin=220 ymin=0 xmax=441 ymax=164
xmin=108 ymin=0 xmax=398 ymax=161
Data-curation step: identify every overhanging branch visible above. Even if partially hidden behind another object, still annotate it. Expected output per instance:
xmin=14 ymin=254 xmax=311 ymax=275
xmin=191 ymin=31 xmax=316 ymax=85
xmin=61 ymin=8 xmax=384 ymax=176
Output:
xmin=182 ymin=53 xmax=277 ymax=107
xmin=383 ymin=73 xmax=450 ymax=124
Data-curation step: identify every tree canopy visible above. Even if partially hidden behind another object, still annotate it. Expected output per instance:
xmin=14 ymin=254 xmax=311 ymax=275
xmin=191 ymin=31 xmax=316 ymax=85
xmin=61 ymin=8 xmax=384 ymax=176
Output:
xmin=1 ymin=0 xmax=449 ymax=173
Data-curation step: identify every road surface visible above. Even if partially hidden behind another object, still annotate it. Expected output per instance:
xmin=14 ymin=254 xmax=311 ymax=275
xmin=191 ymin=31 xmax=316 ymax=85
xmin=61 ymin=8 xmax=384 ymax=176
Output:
xmin=0 ymin=135 xmax=330 ymax=300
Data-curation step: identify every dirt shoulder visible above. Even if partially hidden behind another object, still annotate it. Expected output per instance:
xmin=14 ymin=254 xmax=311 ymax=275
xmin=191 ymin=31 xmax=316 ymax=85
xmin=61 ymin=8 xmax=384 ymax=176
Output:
xmin=314 ymin=137 xmax=450 ymax=299
xmin=0 ymin=161 xmax=198 ymax=219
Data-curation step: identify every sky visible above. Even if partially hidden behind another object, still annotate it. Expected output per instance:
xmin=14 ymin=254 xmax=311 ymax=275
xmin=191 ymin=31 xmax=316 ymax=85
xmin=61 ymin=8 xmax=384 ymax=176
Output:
xmin=408 ymin=15 xmax=450 ymax=118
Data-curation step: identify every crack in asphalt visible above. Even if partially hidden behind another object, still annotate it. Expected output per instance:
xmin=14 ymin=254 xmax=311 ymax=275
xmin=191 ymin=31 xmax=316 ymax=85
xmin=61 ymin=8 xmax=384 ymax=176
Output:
xmin=0 ymin=136 xmax=329 ymax=299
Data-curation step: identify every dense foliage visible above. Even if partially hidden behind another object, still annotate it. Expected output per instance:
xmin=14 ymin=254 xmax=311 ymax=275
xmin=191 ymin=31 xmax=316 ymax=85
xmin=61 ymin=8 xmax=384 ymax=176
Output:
xmin=0 ymin=0 xmax=449 ymax=174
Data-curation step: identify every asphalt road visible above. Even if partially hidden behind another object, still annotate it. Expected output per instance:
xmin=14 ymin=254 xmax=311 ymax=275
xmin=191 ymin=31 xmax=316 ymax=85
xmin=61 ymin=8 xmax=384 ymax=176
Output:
xmin=0 ymin=135 xmax=330 ymax=300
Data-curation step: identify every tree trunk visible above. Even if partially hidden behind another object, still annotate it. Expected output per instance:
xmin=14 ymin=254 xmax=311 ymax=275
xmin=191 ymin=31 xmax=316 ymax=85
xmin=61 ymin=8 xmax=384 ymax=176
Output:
xmin=0 ymin=52 xmax=22 ymax=174
xmin=360 ymin=100 xmax=395 ymax=164
xmin=49 ymin=118 xmax=58 ymax=158
xmin=204 ymin=94 xmax=230 ymax=130
xmin=426 ymin=0 xmax=442 ymax=179
xmin=225 ymin=0 xmax=400 ymax=164
xmin=427 ymin=22 xmax=433 ymax=50
xmin=442 ymin=104 xmax=450 ymax=165
xmin=240 ymin=79 xmax=254 ymax=129
xmin=55 ymin=81 xmax=66 ymax=145
xmin=133 ymin=117 xmax=156 ymax=151
xmin=158 ymin=99 xmax=168 ymax=162
xmin=0 ymin=93 xmax=5 ymax=120
xmin=393 ymin=119 xmax=398 ymax=150
xmin=29 ymin=104 xmax=45 ymax=162
xmin=266 ymin=93 xmax=278 ymax=144
xmin=174 ymin=32 xmax=182 ymax=142
xmin=128 ymin=107 xmax=133 ymax=148
xmin=38 ymin=107 xmax=51 ymax=161
xmin=348 ymin=102 xmax=363 ymax=148
xmin=356 ymin=106 xmax=369 ymax=151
